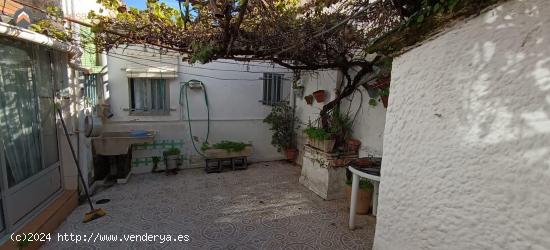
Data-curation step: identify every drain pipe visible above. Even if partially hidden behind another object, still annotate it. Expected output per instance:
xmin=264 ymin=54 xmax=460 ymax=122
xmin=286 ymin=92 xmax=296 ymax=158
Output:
xmin=0 ymin=22 xmax=73 ymax=52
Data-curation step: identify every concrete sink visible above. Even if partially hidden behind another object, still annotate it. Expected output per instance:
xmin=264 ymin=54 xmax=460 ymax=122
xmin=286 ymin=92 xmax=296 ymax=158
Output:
xmin=92 ymin=131 xmax=156 ymax=156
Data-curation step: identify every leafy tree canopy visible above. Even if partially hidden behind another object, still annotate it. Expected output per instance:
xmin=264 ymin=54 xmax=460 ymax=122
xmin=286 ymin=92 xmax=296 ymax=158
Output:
xmin=88 ymin=0 xmax=402 ymax=68
xmin=73 ymin=0 xmax=499 ymax=128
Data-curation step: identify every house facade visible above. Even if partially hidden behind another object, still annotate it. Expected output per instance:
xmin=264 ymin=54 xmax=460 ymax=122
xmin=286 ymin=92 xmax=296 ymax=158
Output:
xmin=293 ymin=69 xmax=387 ymax=165
xmin=101 ymin=46 xmax=293 ymax=173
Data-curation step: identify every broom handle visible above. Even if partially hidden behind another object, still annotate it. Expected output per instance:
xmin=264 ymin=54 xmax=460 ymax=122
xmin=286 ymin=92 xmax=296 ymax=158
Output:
xmin=56 ymin=108 xmax=95 ymax=211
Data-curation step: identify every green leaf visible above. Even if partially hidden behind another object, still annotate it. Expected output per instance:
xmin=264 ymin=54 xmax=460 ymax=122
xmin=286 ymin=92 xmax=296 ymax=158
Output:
xmin=416 ymin=14 xmax=424 ymax=23
xmin=448 ymin=0 xmax=459 ymax=11
xmin=433 ymin=3 xmax=441 ymax=13
xmin=368 ymin=98 xmax=377 ymax=107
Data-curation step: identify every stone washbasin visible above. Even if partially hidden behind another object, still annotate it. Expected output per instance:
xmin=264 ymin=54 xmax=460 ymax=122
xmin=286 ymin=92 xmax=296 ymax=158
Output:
xmin=92 ymin=131 xmax=156 ymax=156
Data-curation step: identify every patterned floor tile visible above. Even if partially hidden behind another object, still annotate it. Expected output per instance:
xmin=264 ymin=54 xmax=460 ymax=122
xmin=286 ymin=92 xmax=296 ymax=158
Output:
xmin=41 ymin=161 xmax=375 ymax=249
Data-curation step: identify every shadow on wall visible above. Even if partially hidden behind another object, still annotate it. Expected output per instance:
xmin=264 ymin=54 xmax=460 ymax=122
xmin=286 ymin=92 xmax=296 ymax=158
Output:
xmin=456 ymin=3 xmax=550 ymax=246
xmin=376 ymin=0 xmax=550 ymax=249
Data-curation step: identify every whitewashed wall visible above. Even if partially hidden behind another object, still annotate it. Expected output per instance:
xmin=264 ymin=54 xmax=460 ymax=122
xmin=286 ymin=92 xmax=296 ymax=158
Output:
xmin=375 ymin=1 xmax=550 ymax=249
xmin=294 ymin=70 xmax=387 ymax=165
xmin=105 ymin=47 xmax=292 ymax=170
xmin=59 ymin=0 xmax=109 ymax=190
xmin=65 ymin=0 xmax=110 ymax=191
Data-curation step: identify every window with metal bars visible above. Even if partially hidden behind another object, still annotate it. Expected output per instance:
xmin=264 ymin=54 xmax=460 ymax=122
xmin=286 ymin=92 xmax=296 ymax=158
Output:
xmin=83 ymin=74 xmax=101 ymax=109
xmin=262 ymin=73 xmax=283 ymax=105
xmin=129 ymin=78 xmax=169 ymax=115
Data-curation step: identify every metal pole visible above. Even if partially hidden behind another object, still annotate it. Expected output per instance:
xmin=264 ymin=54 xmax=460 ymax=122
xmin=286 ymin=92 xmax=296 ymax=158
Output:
xmin=57 ymin=108 xmax=95 ymax=211
xmin=349 ymin=172 xmax=359 ymax=230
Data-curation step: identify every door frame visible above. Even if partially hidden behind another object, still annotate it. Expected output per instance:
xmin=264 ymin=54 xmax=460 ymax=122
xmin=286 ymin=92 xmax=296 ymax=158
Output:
xmin=0 ymin=43 xmax=65 ymax=236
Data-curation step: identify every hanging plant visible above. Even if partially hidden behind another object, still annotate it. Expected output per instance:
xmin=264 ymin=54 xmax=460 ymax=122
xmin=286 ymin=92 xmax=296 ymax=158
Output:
xmin=293 ymin=85 xmax=304 ymax=97
xmin=304 ymin=95 xmax=314 ymax=105
xmin=117 ymin=4 xmax=127 ymax=13
xmin=375 ymin=77 xmax=391 ymax=89
xmin=312 ymin=90 xmax=326 ymax=103
xmin=379 ymin=88 xmax=390 ymax=108
xmin=368 ymin=98 xmax=377 ymax=107
xmin=263 ymin=102 xmax=299 ymax=161
xmin=366 ymin=87 xmax=379 ymax=98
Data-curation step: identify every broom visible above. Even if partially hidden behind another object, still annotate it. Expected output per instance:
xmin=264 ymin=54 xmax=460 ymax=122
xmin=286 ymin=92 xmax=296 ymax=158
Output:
xmin=56 ymin=108 xmax=106 ymax=223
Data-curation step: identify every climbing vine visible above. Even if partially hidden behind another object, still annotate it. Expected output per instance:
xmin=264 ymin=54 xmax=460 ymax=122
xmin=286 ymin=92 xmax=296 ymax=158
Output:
xmin=25 ymin=0 xmax=507 ymax=130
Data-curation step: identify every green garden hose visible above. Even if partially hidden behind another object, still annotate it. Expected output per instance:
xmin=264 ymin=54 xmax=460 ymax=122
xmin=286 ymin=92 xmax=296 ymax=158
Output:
xmin=180 ymin=80 xmax=210 ymax=157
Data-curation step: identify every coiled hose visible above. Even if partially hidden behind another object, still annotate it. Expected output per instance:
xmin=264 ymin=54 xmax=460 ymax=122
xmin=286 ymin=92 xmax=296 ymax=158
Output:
xmin=180 ymin=80 xmax=210 ymax=157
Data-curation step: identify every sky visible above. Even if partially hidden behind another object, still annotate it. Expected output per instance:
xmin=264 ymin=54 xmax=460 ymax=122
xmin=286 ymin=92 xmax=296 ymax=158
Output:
xmin=124 ymin=0 xmax=180 ymax=10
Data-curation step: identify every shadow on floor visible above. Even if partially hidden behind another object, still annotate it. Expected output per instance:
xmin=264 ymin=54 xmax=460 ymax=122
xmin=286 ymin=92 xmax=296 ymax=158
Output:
xmin=42 ymin=161 xmax=375 ymax=249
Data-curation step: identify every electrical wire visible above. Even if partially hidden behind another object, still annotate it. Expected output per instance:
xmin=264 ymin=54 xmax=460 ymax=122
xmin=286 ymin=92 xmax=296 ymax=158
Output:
xmin=102 ymin=45 xmax=292 ymax=69
xmin=105 ymin=50 xmax=295 ymax=74
xmin=106 ymin=52 xmax=276 ymax=81
xmin=78 ymin=31 xmax=302 ymax=72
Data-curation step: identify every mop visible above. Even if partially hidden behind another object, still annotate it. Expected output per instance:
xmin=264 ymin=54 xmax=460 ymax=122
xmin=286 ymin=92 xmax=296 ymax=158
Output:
xmin=56 ymin=108 xmax=106 ymax=223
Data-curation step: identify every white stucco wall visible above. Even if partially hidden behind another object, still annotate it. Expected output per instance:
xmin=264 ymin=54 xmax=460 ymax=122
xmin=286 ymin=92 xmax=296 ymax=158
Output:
xmin=375 ymin=1 xmax=550 ymax=249
xmin=105 ymin=47 xmax=292 ymax=169
xmin=340 ymin=71 xmax=387 ymax=157
xmin=63 ymin=0 xmax=110 ymax=191
xmin=294 ymin=69 xmax=387 ymax=165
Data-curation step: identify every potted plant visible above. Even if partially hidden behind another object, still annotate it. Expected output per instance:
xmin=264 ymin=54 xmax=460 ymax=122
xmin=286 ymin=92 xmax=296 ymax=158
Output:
xmin=303 ymin=126 xmax=335 ymax=152
xmin=164 ymin=147 xmax=180 ymax=174
xmin=366 ymin=84 xmax=379 ymax=99
xmin=312 ymin=90 xmax=326 ymax=103
xmin=345 ymin=178 xmax=373 ymax=215
xmin=201 ymin=140 xmax=253 ymax=158
xmin=346 ymin=138 xmax=361 ymax=152
xmin=334 ymin=158 xmax=346 ymax=167
xmin=368 ymin=98 xmax=378 ymax=107
xmin=365 ymin=57 xmax=392 ymax=99
xmin=151 ymin=156 xmax=161 ymax=173
xmin=379 ymin=88 xmax=389 ymax=108
xmin=304 ymin=95 xmax=314 ymax=105
xmin=293 ymin=84 xmax=304 ymax=98
xmin=284 ymin=148 xmax=298 ymax=161
xmin=263 ymin=102 xmax=299 ymax=161
xmin=117 ymin=4 xmax=127 ymax=13
xmin=327 ymin=110 xmax=354 ymax=151
xmin=355 ymin=156 xmax=381 ymax=167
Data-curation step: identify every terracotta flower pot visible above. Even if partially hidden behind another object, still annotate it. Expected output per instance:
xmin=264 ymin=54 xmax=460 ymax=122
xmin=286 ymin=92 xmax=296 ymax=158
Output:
xmin=117 ymin=4 xmax=127 ymax=13
xmin=380 ymin=96 xmax=388 ymax=108
xmin=345 ymin=186 xmax=372 ymax=215
xmin=284 ymin=148 xmax=298 ymax=161
xmin=304 ymin=95 xmax=314 ymax=105
xmin=334 ymin=158 xmax=346 ymax=167
xmin=346 ymin=138 xmax=361 ymax=152
xmin=375 ymin=77 xmax=391 ymax=89
xmin=356 ymin=157 xmax=371 ymax=167
xmin=312 ymin=90 xmax=326 ymax=103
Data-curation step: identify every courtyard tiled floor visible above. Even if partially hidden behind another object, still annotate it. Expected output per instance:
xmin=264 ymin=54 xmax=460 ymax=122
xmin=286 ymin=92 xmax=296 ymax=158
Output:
xmin=42 ymin=161 xmax=375 ymax=249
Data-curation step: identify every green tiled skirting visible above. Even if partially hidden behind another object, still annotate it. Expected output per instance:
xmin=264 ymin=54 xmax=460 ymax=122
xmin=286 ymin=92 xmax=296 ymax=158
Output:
xmin=133 ymin=139 xmax=184 ymax=150
xmin=131 ymin=139 xmax=185 ymax=168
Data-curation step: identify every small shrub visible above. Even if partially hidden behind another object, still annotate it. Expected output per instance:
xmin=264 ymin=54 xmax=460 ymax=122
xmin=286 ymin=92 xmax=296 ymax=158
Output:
xmin=152 ymin=156 xmax=161 ymax=163
xmin=201 ymin=140 xmax=250 ymax=152
xmin=164 ymin=147 xmax=180 ymax=156
xmin=263 ymin=102 xmax=299 ymax=151
xmin=303 ymin=127 xmax=331 ymax=140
